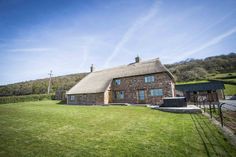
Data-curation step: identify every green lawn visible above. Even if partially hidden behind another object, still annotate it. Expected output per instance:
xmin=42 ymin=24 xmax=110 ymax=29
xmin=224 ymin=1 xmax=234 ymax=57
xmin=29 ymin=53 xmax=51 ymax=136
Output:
xmin=0 ymin=101 xmax=236 ymax=157
xmin=224 ymin=84 xmax=236 ymax=96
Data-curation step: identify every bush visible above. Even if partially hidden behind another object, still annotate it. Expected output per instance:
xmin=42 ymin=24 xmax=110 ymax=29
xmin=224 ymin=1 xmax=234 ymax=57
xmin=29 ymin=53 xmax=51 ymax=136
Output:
xmin=0 ymin=94 xmax=53 ymax=104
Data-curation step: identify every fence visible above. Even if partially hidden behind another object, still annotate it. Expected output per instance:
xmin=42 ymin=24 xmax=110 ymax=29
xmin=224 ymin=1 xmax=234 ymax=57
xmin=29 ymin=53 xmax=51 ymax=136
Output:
xmin=194 ymin=99 xmax=236 ymax=134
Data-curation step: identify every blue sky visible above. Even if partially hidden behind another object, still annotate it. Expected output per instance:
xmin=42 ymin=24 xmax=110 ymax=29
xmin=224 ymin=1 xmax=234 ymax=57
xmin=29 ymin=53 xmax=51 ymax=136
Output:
xmin=0 ymin=0 xmax=236 ymax=85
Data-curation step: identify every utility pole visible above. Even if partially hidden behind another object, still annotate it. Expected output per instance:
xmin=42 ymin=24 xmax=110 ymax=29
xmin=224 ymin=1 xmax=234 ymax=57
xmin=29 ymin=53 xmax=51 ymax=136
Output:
xmin=47 ymin=70 xmax=53 ymax=94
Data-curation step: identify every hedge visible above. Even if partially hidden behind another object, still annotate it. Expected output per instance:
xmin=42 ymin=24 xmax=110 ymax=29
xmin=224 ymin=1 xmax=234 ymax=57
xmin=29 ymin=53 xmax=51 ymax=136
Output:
xmin=0 ymin=94 xmax=54 ymax=104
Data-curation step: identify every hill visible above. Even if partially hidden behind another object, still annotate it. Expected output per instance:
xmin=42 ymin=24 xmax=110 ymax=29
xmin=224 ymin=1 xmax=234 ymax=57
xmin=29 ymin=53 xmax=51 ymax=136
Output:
xmin=0 ymin=73 xmax=88 ymax=96
xmin=165 ymin=52 xmax=236 ymax=82
xmin=0 ymin=52 xmax=235 ymax=97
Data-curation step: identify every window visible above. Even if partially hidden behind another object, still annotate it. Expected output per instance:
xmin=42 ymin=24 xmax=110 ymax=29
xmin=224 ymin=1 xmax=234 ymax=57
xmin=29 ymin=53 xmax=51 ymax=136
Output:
xmin=115 ymin=79 xmax=121 ymax=85
xmin=115 ymin=91 xmax=124 ymax=99
xmin=149 ymin=89 xmax=163 ymax=96
xmin=138 ymin=90 xmax=145 ymax=100
xmin=144 ymin=75 xmax=155 ymax=83
xmin=70 ymin=95 xmax=75 ymax=101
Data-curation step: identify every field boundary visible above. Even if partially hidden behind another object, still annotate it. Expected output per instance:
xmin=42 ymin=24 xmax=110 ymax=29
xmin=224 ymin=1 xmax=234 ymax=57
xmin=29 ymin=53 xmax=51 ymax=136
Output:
xmin=203 ymin=112 xmax=236 ymax=147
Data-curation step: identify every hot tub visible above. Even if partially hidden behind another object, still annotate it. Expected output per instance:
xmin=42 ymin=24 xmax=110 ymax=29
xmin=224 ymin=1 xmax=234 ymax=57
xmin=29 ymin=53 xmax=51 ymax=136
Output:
xmin=161 ymin=97 xmax=187 ymax=107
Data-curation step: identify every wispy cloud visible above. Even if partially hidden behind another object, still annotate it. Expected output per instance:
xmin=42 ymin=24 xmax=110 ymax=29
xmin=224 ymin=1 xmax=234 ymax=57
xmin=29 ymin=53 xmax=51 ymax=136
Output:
xmin=103 ymin=0 xmax=160 ymax=67
xmin=78 ymin=39 xmax=94 ymax=70
xmin=167 ymin=10 xmax=236 ymax=56
xmin=7 ymin=48 xmax=53 ymax=52
xmin=177 ymin=26 xmax=236 ymax=60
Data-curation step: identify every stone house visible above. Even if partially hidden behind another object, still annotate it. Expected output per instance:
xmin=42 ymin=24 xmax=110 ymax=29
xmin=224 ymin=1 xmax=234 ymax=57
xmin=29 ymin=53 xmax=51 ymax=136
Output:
xmin=66 ymin=57 xmax=175 ymax=105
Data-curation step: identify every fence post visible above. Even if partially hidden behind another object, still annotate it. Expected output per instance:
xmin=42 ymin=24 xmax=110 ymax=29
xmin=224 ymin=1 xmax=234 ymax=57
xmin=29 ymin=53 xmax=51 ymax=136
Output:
xmin=203 ymin=100 xmax=206 ymax=112
xmin=219 ymin=103 xmax=224 ymax=127
xmin=209 ymin=103 xmax=212 ymax=118
xmin=213 ymin=103 xmax=216 ymax=113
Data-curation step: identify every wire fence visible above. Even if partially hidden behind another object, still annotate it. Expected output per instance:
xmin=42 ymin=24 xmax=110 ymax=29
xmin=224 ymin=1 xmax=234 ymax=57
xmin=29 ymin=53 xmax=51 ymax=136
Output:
xmin=194 ymin=99 xmax=236 ymax=134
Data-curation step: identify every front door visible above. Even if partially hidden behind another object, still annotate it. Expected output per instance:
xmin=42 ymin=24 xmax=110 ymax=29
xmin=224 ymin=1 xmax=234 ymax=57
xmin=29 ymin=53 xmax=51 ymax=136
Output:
xmin=138 ymin=90 xmax=146 ymax=103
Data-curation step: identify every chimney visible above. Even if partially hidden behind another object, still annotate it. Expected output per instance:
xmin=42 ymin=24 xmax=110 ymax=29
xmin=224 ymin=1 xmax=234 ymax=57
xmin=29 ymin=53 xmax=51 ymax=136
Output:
xmin=90 ymin=64 xmax=94 ymax=72
xmin=135 ymin=56 xmax=141 ymax=63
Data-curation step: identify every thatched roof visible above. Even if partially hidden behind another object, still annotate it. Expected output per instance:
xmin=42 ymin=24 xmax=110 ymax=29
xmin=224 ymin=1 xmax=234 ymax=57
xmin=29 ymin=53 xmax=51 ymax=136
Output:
xmin=67 ymin=58 xmax=174 ymax=94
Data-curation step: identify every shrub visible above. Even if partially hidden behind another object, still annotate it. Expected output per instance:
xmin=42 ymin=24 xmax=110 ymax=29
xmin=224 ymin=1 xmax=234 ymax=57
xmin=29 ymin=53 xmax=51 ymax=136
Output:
xmin=0 ymin=94 xmax=53 ymax=104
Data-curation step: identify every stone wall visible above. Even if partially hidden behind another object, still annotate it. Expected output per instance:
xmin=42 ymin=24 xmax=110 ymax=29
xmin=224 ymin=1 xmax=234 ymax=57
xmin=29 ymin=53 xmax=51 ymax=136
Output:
xmin=67 ymin=93 xmax=104 ymax=105
xmin=111 ymin=72 xmax=175 ymax=105
xmin=216 ymin=89 xmax=225 ymax=100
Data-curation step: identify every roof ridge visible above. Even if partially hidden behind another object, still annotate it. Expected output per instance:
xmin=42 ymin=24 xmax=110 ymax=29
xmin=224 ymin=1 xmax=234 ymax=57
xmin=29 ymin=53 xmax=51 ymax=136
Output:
xmin=92 ymin=58 xmax=160 ymax=73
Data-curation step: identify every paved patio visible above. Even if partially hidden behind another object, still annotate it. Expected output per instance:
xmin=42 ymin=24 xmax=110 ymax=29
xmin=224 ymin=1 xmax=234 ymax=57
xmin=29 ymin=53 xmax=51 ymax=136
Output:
xmin=150 ymin=105 xmax=202 ymax=113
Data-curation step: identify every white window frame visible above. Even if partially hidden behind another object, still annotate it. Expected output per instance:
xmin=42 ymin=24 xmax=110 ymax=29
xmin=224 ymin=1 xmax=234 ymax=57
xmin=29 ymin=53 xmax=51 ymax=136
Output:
xmin=144 ymin=75 xmax=155 ymax=83
xmin=70 ymin=95 xmax=75 ymax=101
xmin=115 ymin=79 xmax=121 ymax=85
xmin=149 ymin=89 xmax=163 ymax=96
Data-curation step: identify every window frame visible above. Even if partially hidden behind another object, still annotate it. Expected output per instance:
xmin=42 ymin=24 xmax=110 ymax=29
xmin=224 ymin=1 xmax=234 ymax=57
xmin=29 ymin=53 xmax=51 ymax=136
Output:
xmin=149 ymin=89 xmax=163 ymax=97
xmin=138 ymin=90 xmax=145 ymax=100
xmin=70 ymin=95 xmax=75 ymax=101
xmin=144 ymin=75 xmax=155 ymax=83
xmin=115 ymin=91 xmax=124 ymax=99
xmin=114 ymin=79 xmax=121 ymax=86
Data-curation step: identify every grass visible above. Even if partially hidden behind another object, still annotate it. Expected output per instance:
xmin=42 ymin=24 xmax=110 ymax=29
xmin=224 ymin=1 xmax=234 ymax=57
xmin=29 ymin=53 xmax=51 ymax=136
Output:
xmin=0 ymin=100 xmax=236 ymax=157
xmin=176 ymin=80 xmax=209 ymax=85
xmin=205 ymin=108 xmax=236 ymax=134
xmin=207 ymin=72 xmax=236 ymax=86
xmin=207 ymin=72 xmax=236 ymax=79
xmin=225 ymin=78 xmax=236 ymax=82
xmin=224 ymin=84 xmax=236 ymax=96
xmin=175 ymin=73 xmax=236 ymax=85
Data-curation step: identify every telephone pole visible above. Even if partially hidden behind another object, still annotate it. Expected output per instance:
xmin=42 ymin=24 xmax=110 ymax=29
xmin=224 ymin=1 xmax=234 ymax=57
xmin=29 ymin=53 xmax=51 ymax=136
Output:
xmin=47 ymin=70 xmax=53 ymax=94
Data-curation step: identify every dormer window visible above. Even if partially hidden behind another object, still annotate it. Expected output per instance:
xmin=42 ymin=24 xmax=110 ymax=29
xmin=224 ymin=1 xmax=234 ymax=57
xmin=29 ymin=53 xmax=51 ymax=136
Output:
xmin=145 ymin=75 xmax=155 ymax=83
xmin=115 ymin=79 xmax=121 ymax=85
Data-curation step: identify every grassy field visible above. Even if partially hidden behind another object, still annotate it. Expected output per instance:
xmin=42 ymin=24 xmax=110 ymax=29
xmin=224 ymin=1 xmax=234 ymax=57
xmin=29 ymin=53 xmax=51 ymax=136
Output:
xmin=224 ymin=84 xmax=236 ymax=96
xmin=225 ymin=78 xmax=236 ymax=82
xmin=176 ymin=80 xmax=209 ymax=85
xmin=0 ymin=101 xmax=236 ymax=157
xmin=208 ymin=72 xmax=236 ymax=78
xmin=207 ymin=72 xmax=236 ymax=79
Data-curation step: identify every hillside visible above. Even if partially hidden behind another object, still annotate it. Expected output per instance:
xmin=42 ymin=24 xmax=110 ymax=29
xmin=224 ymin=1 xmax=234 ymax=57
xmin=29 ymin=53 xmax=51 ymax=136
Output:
xmin=0 ymin=73 xmax=88 ymax=96
xmin=165 ymin=52 xmax=236 ymax=82
xmin=0 ymin=53 xmax=235 ymax=97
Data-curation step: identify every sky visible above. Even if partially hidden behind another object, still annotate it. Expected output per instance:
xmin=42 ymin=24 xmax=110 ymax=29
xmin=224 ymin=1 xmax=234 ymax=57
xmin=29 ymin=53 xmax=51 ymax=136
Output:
xmin=0 ymin=0 xmax=236 ymax=85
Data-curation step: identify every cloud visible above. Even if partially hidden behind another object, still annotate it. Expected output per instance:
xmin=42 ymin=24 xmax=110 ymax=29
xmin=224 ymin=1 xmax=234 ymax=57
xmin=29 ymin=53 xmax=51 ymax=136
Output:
xmin=167 ymin=10 xmax=236 ymax=56
xmin=78 ymin=40 xmax=93 ymax=70
xmin=103 ymin=0 xmax=160 ymax=67
xmin=176 ymin=26 xmax=236 ymax=60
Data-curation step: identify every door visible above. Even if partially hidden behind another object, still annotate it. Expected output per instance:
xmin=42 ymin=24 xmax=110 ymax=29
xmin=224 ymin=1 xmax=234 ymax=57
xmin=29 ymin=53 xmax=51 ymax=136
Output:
xmin=138 ymin=90 xmax=146 ymax=103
